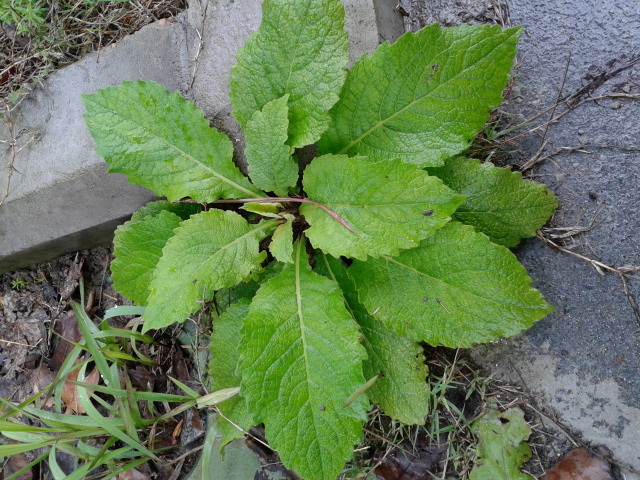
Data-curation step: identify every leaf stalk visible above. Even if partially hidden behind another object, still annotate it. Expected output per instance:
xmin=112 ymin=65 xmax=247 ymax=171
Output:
xmin=212 ymin=197 xmax=356 ymax=233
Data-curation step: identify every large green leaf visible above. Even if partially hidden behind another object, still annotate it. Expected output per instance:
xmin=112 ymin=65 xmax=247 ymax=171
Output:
xmin=112 ymin=211 xmax=183 ymax=306
xmin=229 ymin=0 xmax=348 ymax=148
xmin=349 ymin=222 xmax=553 ymax=347
xmin=470 ymin=405 xmax=535 ymax=480
xmin=428 ymin=157 xmax=558 ymax=247
xmin=143 ymin=210 xmax=278 ymax=331
xmin=239 ymin=240 xmax=368 ymax=480
xmin=83 ymin=81 xmax=263 ymax=202
xmin=209 ymin=300 xmax=255 ymax=446
xmin=111 ymin=202 xmax=201 ymax=305
xmin=244 ymin=95 xmax=298 ymax=196
xmin=317 ymin=253 xmax=429 ymax=425
xmin=301 ymin=154 xmax=464 ymax=260
xmin=318 ymin=24 xmax=521 ymax=167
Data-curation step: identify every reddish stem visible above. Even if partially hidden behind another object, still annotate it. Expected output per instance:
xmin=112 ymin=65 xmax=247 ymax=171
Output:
xmin=212 ymin=197 xmax=356 ymax=234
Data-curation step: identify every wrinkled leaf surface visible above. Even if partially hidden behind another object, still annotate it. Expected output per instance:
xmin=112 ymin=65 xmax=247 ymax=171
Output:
xmin=318 ymin=24 xmax=520 ymax=167
xmin=349 ymin=222 xmax=553 ymax=347
xmin=239 ymin=240 xmax=368 ymax=480
xmin=428 ymin=157 xmax=558 ymax=247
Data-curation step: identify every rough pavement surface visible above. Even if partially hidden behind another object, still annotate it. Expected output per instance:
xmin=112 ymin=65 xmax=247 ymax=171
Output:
xmin=405 ymin=0 xmax=639 ymax=477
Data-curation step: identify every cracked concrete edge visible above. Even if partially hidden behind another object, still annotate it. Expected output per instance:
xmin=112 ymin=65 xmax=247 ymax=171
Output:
xmin=471 ymin=339 xmax=640 ymax=479
xmin=0 ymin=1 xmax=405 ymax=274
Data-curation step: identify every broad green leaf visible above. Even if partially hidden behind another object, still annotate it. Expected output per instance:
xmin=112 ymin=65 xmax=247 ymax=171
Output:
xmin=269 ymin=217 xmax=294 ymax=263
xmin=82 ymin=81 xmax=263 ymax=202
xmin=301 ymin=154 xmax=465 ymax=260
xmin=244 ymin=95 xmax=298 ymax=196
xmin=239 ymin=239 xmax=368 ymax=480
xmin=230 ymin=0 xmax=348 ymax=148
xmin=143 ymin=210 xmax=278 ymax=331
xmin=213 ymin=261 xmax=285 ymax=315
xmin=112 ymin=205 xmax=200 ymax=305
xmin=317 ymin=253 xmax=429 ymax=425
xmin=318 ymin=24 xmax=521 ymax=167
xmin=209 ymin=300 xmax=255 ymax=446
xmin=349 ymin=222 xmax=553 ymax=347
xmin=470 ymin=405 xmax=535 ymax=480
xmin=130 ymin=200 xmax=201 ymax=222
xmin=427 ymin=157 xmax=558 ymax=247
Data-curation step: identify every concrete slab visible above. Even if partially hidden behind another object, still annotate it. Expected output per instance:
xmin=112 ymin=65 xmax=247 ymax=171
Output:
xmin=0 ymin=19 xmax=191 ymax=272
xmin=0 ymin=0 xmax=405 ymax=273
xmin=405 ymin=0 xmax=640 ymax=476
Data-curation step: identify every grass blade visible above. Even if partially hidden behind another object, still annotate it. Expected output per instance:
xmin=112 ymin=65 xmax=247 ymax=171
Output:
xmin=103 ymin=305 xmax=147 ymax=319
xmin=168 ymin=376 xmax=200 ymax=398
xmin=76 ymin=384 xmax=161 ymax=462
xmin=72 ymin=301 xmax=117 ymax=387
xmin=0 ymin=442 xmax=52 ymax=456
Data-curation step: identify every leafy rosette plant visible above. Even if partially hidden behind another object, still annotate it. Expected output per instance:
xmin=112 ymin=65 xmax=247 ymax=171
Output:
xmin=83 ymin=1 xmax=557 ymax=478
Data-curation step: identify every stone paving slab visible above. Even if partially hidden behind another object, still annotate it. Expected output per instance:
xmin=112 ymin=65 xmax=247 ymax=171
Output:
xmin=0 ymin=0 xmax=404 ymax=273
xmin=0 ymin=19 xmax=190 ymax=272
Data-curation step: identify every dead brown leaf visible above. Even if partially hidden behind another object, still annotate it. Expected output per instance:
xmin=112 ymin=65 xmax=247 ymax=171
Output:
xmin=172 ymin=418 xmax=184 ymax=445
xmin=373 ymin=442 xmax=447 ymax=480
xmin=545 ymin=447 xmax=614 ymax=480
xmin=61 ymin=361 xmax=100 ymax=414
xmin=2 ymin=451 xmax=33 ymax=480
xmin=128 ymin=365 xmax=155 ymax=392
xmin=58 ymin=257 xmax=84 ymax=301
xmin=115 ymin=468 xmax=151 ymax=480
xmin=29 ymin=363 xmax=56 ymax=397
xmin=51 ymin=310 xmax=83 ymax=371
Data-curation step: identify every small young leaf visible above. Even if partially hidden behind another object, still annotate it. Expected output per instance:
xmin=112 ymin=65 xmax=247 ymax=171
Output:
xmin=240 ymin=202 xmax=283 ymax=218
xmin=230 ymin=0 xmax=349 ymax=148
xmin=269 ymin=217 xmax=294 ymax=264
xmin=239 ymin=239 xmax=368 ymax=480
xmin=317 ymin=253 xmax=429 ymax=425
xmin=244 ymin=95 xmax=298 ymax=196
xmin=349 ymin=222 xmax=553 ymax=347
xmin=301 ymin=154 xmax=465 ymax=260
xmin=427 ymin=157 xmax=558 ymax=247
xmin=112 ymin=202 xmax=201 ymax=305
xmin=83 ymin=81 xmax=263 ymax=202
xmin=318 ymin=24 xmax=521 ymax=167
xmin=143 ymin=210 xmax=278 ymax=331
xmin=470 ymin=405 xmax=535 ymax=480
xmin=209 ymin=300 xmax=255 ymax=446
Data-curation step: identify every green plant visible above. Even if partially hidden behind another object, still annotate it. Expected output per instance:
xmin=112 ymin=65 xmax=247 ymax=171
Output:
xmin=0 ymin=0 xmax=48 ymax=35
xmin=0 ymin=300 xmax=237 ymax=480
xmin=10 ymin=276 xmax=27 ymax=291
xmin=469 ymin=403 xmax=535 ymax=480
xmin=81 ymin=1 xmax=557 ymax=478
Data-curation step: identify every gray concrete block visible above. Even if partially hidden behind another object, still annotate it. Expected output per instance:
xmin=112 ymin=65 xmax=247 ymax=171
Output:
xmin=0 ymin=1 xmax=405 ymax=273
xmin=0 ymin=19 xmax=192 ymax=272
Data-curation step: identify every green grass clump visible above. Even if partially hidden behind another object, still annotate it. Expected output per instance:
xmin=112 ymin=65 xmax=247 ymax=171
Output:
xmin=0 ymin=294 xmax=237 ymax=480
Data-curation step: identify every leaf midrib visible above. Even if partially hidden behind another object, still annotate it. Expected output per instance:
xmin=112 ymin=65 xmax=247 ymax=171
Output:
xmin=189 ymin=219 xmax=278 ymax=282
xmin=105 ymin=107 xmax=263 ymax=199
